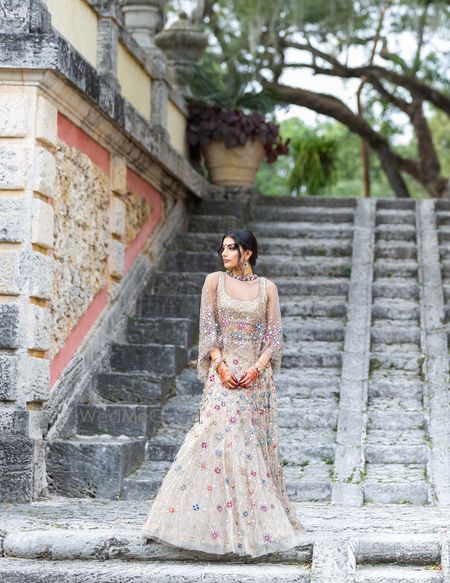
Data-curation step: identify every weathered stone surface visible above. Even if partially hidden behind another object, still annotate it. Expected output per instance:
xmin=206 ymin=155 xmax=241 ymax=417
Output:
xmin=0 ymin=353 xmax=19 ymax=400
xmin=110 ymin=194 xmax=126 ymax=236
xmin=108 ymin=238 xmax=125 ymax=278
xmin=32 ymin=146 xmax=56 ymax=197
xmin=51 ymin=139 xmax=110 ymax=359
xmin=35 ymin=94 xmax=57 ymax=148
xmin=0 ymin=197 xmax=27 ymax=243
xmin=0 ymin=146 xmax=26 ymax=190
xmin=29 ymin=250 xmax=53 ymax=300
xmin=124 ymin=188 xmax=151 ymax=244
xmin=27 ymin=302 xmax=52 ymax=351
xmin=31 ymin=198 xmax=54 ymax=248
xmin=0 ymin=94 xmax=28 ymax=137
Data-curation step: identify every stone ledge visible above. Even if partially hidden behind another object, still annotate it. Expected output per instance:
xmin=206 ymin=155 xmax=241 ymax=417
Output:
xmin=0 ymin=33 xmax=207 ymax=200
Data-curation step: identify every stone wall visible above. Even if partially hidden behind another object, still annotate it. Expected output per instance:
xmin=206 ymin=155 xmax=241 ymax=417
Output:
xmin=0 ymin=0 xmax=208 ymax=502
xmin=51 ymin=139 xmax=110 ymax=361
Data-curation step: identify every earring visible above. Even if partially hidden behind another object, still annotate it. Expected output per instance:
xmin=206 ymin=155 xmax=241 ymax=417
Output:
xmin=242 ymin=260 xmax=252 ymax=276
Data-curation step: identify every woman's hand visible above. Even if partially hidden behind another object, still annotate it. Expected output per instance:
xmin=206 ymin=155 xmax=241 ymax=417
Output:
xmin=218 ymin=363 xmax=240 ymax=389
xmin=238 ymin=366 xmax=260 ymax=388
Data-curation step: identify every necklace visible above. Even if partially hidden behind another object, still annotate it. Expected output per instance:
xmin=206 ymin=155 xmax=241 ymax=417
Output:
xmin=226 ymin=270 xmax=258 ymax=281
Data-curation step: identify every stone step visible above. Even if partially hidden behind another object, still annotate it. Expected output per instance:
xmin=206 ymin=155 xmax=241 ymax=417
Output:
xmin=367 ymin=409 xmax=425 ymax=430
xmin=365 ymin=428 xmax=426 ymax=445
xmin=372 ymin=279 xmax=419 ymax=300
xmin=252 ymin=206 xmax=355 ymax=223
xmin=435 ymin=210 xmax=450 ymax=226
xmin=283 ymin=317 xmax=345 ymax=342
xmin=374 ymin=241 xmax=417 ymax=260
xmin=375 ymin=210 xmax=416 ymax=225
xmin=188 ymin=214 xmax=241 ymax=232
xmin=254 ymin=195 xmax=356 ymax=208
xmin=46 ymin=436 xmax=145 ymax=499
xmin=187 ymin=197 xmax=249 ymax=217
xmin=369 ymin=351 xmax=422 ymax=373
xmin=76 ymin=404 xmax=162 ymax=439
xmin=249 ymin=221 xmax=354 ymax=239
xmin=121 ymin=460 xmax=173 ymax=499
xmin=368 ymin=372 xmax=423 ymax=399
xmin=177 ymin=232 xmax=353 ymax=255
xmin=370 ymin=342 xmax=421 ymax=355
xmin=373 ymin=259 xmax=418 ymax=278
xmin=374 ymin=224 xmax=416 ymax=242
xmin=371 ymin=322 xmax=420 ymax=344
xmin=283 ymin=465 xmax=331 ymax=502
xmin=96 ymin=372 xmax=175 ymax=405
xmin=127 ymin=317 xmax=197 ymax=347
xmin=277 ymin=402 xmax=338 ymax=429
xmin=281 ymin=297 xmax=347 ymax=318
xmin=282 ymin=346 xmax=343 ymax=369
xmin=244 ymin=237 xmax=352 ymax=257
xmin=161 ymin=251 xmax=353 ymax=278
xmin=378 ymin=199 xmax=416 ymax=210
xmin=362 ymin=464 xmax=429 ymax=504
xmin=174 ymin=367 xmax=204 ymax=396
xmin=160 ymin=394 xmax=202 ymax=428
xmin=152 ymin=272 xmax=350 ymax=297
xmin=110 ymin=343 xmax=188 ymax=376
xmin=371 ymin=299 xmax=420 ymax=321
xmin=355 ymin=565 xmax=442 ymax=582
xmin=437 ymin=225 xmax=450 ymax=242
xmin=364 ymin=443 xmax=428 ymax=464
xmin=0 ymin=558 xmax=312 ymax=582
xmin=139 ymin=293 xmax=200 ymax=320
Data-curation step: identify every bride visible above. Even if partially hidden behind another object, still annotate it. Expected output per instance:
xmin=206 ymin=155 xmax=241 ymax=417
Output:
xmin=141 ymin=227 xmax=306 ymax=557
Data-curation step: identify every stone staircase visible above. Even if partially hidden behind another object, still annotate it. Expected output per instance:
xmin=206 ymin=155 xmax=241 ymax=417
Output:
xmin=16 ymin=194 xmax=450 ymax=581
xmin=363 ymin=199 xmax=430 ymax=505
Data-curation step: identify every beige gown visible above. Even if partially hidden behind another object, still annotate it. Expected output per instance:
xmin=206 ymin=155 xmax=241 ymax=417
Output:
xmin=140 ymin=270 xmax=306 ymax=557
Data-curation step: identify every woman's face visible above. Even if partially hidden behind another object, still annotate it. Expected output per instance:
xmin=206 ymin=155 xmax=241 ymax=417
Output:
xmin=220 ymin=236 xmax=251 ymax=270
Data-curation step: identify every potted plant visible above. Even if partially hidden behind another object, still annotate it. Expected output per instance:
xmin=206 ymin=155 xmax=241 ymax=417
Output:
xmin=184 ymin=63 xmax=290 ymax=186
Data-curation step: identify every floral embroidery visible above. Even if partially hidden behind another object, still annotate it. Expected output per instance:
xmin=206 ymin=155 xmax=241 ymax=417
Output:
xmin=214 ymin=466 xmax=221 ymax=474
xmin=168 ymin=507 xmax=175 ymax=513
xmin=209 ymin=374 xmax=215 ymax=381
xmin=192 ymin=503 xmax=200 ymax=511
xmin=263 ymin=533 xmax=272 ymax=542
xmin=201 ymin=441 xmax=208 ymax=448
xmin=251 ymin=470 xmax=257 ymax=476
xmin=207 ymin=485 xmax=213 ymax=491
xmin=211 ymin=530 xmax=219 ymax=540
xmin=260 ymin=504 xmax=268 ymax=512
xmin=216 ymin=504 xmax=223 ymax=512
xmin=242 ymin=510 xmax=249 ymax=516
xmin=233 ymin=358 xmax=239 ymax=364
xmin=226 ymin=500 xmax=233 ymax=508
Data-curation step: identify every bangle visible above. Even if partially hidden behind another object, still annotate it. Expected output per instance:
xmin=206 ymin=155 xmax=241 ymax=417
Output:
xmin=252 ymin=363 xmax=264 ymax=375
xmin=214 ymin=357 xmax=226 ymax=372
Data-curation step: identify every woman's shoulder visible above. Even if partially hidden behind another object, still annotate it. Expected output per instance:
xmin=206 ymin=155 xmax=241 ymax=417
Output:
xmin=204 ymin=271 xmax=221 ymax=286
xmin=263 ymin=276 xmax=277 ymax=293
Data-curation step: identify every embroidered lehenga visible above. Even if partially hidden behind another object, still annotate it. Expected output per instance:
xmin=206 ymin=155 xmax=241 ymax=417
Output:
xmin=140 ymin=270 xmax=305 ymax=557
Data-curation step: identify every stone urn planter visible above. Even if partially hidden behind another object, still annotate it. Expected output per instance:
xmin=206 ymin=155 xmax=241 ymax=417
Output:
xmin=187 ymin=105 xmax=290 ymax=187
xmin=202 ymin=138 xmax=266 ymax=186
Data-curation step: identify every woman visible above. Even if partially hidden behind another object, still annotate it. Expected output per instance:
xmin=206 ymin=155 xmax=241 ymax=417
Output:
xmin=141 ymin=228 xmax=306 ymax=557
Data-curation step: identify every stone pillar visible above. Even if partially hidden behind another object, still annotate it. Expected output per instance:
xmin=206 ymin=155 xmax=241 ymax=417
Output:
xmin=0 ymin=88 xmax=57 ymax=502
xmin=154 ymin=12 xmax=208 ymax=98
xmin=120 ymin=0 xmax=165 ymax=54
xmin=95 ymin=0 xmax=123 ymax=90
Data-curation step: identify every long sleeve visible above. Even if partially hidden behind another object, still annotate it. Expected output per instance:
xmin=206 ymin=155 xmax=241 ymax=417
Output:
xmin=259 ymin=280 xmax=283 ymax=373
xmin=197 ymin=272 xmax=222 ymax=382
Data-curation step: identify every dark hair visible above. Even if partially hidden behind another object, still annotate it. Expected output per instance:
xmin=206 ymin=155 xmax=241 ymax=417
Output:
xmin=217 ymin=228 xmax=258 ymax=267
